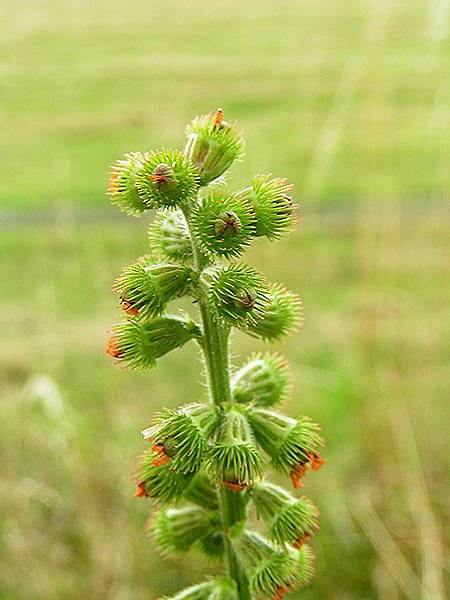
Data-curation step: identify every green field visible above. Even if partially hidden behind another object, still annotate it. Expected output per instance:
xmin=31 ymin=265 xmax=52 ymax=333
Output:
xmin=1 ymin=1 xmax=449 ymax=599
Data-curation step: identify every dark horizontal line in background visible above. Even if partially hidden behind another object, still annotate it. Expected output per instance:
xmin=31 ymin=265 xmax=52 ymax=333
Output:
xmin=1 ymin=200 xmax=448 ymax=230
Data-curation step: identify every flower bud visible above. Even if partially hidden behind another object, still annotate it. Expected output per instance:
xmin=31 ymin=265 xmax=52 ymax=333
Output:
xmin=184 ymin=109 xmax=244 ymax=185
xmin=106 ymin=316 xmax=201 ymax=370
xmin=134 ymin=455 xmax=194 ymax=502
xmin=231 ymin=530 xmax=297 ymax=597
xmin=148 ymin=209 xmax=193 ymax=261
xmin=149 ymin=505 xmax=220 ymax=555
xmin=231 ymin=352 xmax=291 ymax=407
xmin=164 ymin=578 xmax=238 ymax=600
xmin=252 ymin=482 xmax=319 ymax=547
xmin=114 ymin=256 xmax=191 ymax=319
xmin=204 ymin=263 xmax=270 ymax=327
xmin=192 ymin=192 xmax=256 ymax=258
xmin=141 ymin=403 xmax=218 ymax=474
xmin=136 ymin=149 xmax=200 ymax=208
xmin=246 ymin=284 xmax=303 ymax=341
xmin=246 ymin=408 xmax=324 ymax=488
xmin=108 ymin=152 xmax=149 ymax=216
xmin=237 ymin=175 xmax=297 ymax=239
xmin=208 ymin=407 xmax=262 ymax=491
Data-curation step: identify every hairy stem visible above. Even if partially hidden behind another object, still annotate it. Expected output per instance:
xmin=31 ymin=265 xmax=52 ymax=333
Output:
xmin=184 ymin=205 xmax=252 ymax=599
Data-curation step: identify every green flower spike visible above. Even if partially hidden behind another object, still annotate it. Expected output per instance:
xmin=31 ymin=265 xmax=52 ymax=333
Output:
xmin=231 ymin=352 xmax=291 ymax=407
xmin=141 ymin=403 xmax=218 ymax=474
xmin=184 ymin=109 xmax=244 ymax=185
xmin=148 ymin=209 xmax=193 ymax=262
xmin=252 ymin=482 xmax=319 ymax=547
xmin=114 ymin=256 xmax=191 ymax=319
xmin=247 ymin=283 xmax=303 ymax=341
xmin=163 ymin=578 xmax=238 ymax=600
xmin=204 ymin=263 xmax=270 ymax=327
xmin=232 ymin=530 xmax=297 ymax=597
xmin=134 ymin=455 xmax=194 ymax=503
xmin=246 ymin=408 xmax=324 ymax=488
xmin=149 ymin=505 xmax=221 ymax=556
xmin=107 ymin=152 xmax=149 ymax=216
xmin=192 ymin=191 xmax=256 ymax=258
xmin=106 ymin=315 xmax=201 ymax=370
xmin=208 ymin=407 xmax=262 ymax=492
xmin=136 ymin=149 xmax=200 ymax=208
xmin=237 ymin=174 xmax=297 ymax=239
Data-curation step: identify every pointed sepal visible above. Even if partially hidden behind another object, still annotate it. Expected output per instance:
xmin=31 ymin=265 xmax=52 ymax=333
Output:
xmin=207 ymin=406 xmax=262 ymax=491
xmin=135 ymin=149 xmax=200 ymax=208
xmin=106 ymin=315 xmax=201 ymax=370
xmin=148 ymin=209 xmax=193 ymax=262
xmin=246 ymin=408 xmax=324 ymax=488
xmin=163 ymin=577 xmax=238 ymax=600
xmin=114 ymin=256 xmax=191 ymax=319
xmin=141 ymin=403 xmax=218 ymax=474
xmin=184 ymin=109 xmax=244 ymax=185
xmin=231 ymin=352 xmax=291 ymax=407
xmin=246 ymin=283 xmax=303 ymax=341
xmin=108 ymin=152 xmax=149 ymax=216
xmin=204 ymin=263 xmax=270 ymax=327
xmin=237 ymin=174 xmax=297 ymax=239
xmin=252 ymin=481 xmax=319 ymax=546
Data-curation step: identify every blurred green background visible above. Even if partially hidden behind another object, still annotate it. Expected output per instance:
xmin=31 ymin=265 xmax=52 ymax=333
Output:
xmin=1 ymin=0 xmax=448 ymax=598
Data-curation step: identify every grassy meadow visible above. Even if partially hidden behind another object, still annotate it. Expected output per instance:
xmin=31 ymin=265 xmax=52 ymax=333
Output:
xmin=1 ymin=1 xmax=449 ymax=599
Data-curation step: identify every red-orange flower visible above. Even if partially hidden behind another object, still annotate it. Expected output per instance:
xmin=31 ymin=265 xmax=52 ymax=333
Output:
xmin=289 ymin=462 xmax=307 ymax=489
xmin=223 ymin=479 xmax=247 ymax=493
xmin=120 ymin=297 xmax=139 ymax=317
xmin=151 ymin=443 xmax=172 ymax=467
xmin=293 ymin=532 xmax=311 ymax=549
xmin=273 ymin=586 xmax=289 ymax=600
xmin=105 ymin=336 xmax=123 ymax=359
xmin=213 ymin=108 xmax=224 ymax=127
xmin=307 ymin=451 xmax=326 ymax=471
xmin=134 ymin=482 xmax=148 ymax=498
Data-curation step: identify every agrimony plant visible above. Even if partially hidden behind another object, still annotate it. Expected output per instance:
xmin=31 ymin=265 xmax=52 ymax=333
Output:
xmin=106 ymin=109 xmax=325 ymax=599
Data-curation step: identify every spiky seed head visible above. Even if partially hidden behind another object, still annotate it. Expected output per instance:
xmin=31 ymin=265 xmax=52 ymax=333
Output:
xmin=183 ymin=471 xmax=219 ymax=511
xmin=287 ymin=545 xmax=315 ymax=590
xmin=106 ymin=316 xmax=201 ymax=370
xmin=114 ymin=256 xmax=191 ymax=319
xmin=149 ymin=505 xmax=220 ymax=556
xmin=246 ymin=408 xmax=324 ymax=481
xmin=231 ymin=530 xmax=298 ymax=597
xmin=141 ymin=403 xmax=218 ymax=474
xmin=192 ymin=192 xmax=256 ymax=258
xmin=252 ymin=482 xmax=319 ymax=546
xmin=246 ymin=283 xmax=303 ymax=341
xmin=231 ymin=352 xmax=291 ymax=407
xmin=184 ymin=110 xmax=244 ymax=185
xmin=237 ymin=174 xmax=297 ymax=239
xmin=135 ymin=149 xmax=200 ymax=208
xmin=163 ymin=578 xmax=239 ymax=600
xmin=134 ymin=453 xmax=195 ymax=503
xmin=208 ymin=407 xmax=262 ymax=490
xmin=205 ymin=263 xmax=270 ymax=327
xmin=107 ymin=152 xmax=149 ymax=216
xmin=148 ymin=209 xmax=193 ymax=261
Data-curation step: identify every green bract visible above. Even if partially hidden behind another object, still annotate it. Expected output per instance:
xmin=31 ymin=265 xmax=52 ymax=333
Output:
xmin=107 ymin=316 xmax=201 ymax=370
xmin=231 ymin=352 xmax=291 ymax=407
xmin=148 ymin=209 xmax=193 ymax=261
xmin=237 ymin=174 xmax=296 ymax=239
xmin=108 ymin=152 xmax=149 ymax=216
xmin=136 ymin=149 xmax=200 ymax=208
xmin=205 ymin=263 xmax=270 ymax=327
xmin=246 ymin=283 xmax=303 ymax=341
xmin=114 ymin=256 xmax=191 ymax=319
xmin=192 ymin=192 xmax=256 ymax=257
xmin=106 ymin=109 xmax=325 ymax=599
xmin=184 ymin=110 xmax=244 ymax=185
